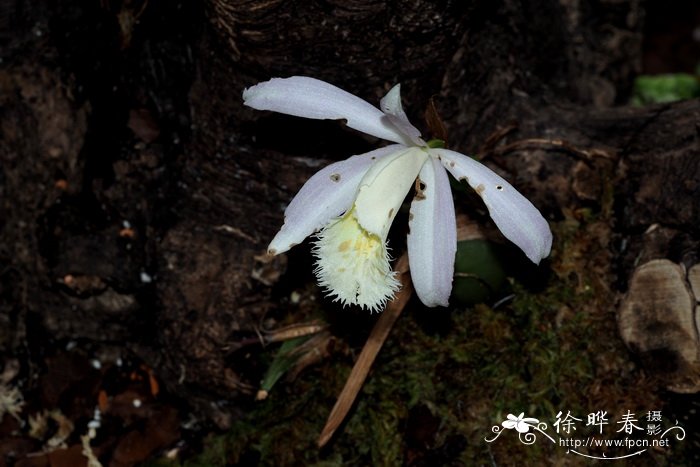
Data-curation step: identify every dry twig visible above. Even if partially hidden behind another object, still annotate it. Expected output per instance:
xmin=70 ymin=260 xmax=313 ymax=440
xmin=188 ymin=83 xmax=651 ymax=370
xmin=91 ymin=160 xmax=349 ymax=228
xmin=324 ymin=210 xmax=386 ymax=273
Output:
xmin=317 ymin=253 xmax=412 ymax=447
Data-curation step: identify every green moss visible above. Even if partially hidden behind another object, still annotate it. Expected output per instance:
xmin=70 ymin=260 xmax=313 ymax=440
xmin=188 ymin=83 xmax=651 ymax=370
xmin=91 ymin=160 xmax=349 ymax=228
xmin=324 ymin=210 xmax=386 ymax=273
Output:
xmin=163 ymin=207 xmax=667 ymax=466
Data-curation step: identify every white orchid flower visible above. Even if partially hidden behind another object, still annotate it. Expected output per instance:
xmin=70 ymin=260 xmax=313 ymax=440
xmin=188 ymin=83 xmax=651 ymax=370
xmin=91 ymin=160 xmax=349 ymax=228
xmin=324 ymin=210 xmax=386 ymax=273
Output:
xmin=243 ymin=76 xmax=552 ymax=312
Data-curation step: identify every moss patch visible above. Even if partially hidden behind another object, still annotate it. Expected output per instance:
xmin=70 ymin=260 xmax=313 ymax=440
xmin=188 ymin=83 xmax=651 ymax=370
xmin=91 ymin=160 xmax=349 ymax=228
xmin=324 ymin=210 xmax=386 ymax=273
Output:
xmin=156 ymin=209 xmax=676 ymax=466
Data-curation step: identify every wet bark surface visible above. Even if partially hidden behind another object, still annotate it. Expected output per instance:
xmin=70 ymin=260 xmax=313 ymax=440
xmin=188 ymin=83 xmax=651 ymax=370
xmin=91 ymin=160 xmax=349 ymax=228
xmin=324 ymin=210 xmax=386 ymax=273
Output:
xmin=1 ymin=0 xmax=699 ymax=464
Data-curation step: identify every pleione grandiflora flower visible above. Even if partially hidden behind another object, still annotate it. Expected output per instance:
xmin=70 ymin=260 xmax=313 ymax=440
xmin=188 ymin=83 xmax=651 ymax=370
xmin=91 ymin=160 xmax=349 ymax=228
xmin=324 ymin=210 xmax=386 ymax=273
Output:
xmin=243 ymin=76 xmax=552 ymax=312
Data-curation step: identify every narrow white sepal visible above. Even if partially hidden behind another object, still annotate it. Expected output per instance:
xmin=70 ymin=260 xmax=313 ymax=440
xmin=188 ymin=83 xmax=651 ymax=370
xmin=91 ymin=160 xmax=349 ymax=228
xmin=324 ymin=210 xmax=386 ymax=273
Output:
xmin=407 ymin=157 xmax=456 ymax=307
xmin=379 ymin=84 xmax=424 ymax=146
xmin=354 ymin=147 xmax=429 ymax=237
xmin=243 ymin=76 xmax=409 ymax=145
xmin=435 ymin=149 xmax=552 ymax=264
xmin=267 ymin=145 xmax=404 ymax=255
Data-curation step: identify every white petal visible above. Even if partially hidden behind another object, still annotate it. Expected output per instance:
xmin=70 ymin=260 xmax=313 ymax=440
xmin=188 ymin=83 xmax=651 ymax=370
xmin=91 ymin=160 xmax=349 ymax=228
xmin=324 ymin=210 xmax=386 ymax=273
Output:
xmin=354 ymin=147 xmax=429 ymax=237
xmin=268 ymin=145 xmax=404 ymax=255
xmin=379 ymin=84 xmax=424 ymax=146
xmin=407 ymin=157 xmax=456 ymax=307
xmin=243 ymin=76 xmax=409 ymax=144
xmin=435 ymin=149 xmax=552 ymax=264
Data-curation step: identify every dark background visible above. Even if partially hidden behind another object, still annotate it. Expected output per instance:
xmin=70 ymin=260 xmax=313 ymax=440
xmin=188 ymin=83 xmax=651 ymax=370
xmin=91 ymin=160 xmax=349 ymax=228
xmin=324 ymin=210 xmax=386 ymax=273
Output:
xmin=1 ymin=0 xmax=699 ymax=465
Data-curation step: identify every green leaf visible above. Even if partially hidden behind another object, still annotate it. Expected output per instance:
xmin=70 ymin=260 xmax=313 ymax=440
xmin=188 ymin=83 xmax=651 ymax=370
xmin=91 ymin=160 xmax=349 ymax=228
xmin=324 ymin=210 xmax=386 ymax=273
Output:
xmin=632 ymin=73 xmax=700 ymax=105
xmin=452 ymin=239 xmax=507 ymax=305
xmin=259 ymin=335 xmax=312 ymax=394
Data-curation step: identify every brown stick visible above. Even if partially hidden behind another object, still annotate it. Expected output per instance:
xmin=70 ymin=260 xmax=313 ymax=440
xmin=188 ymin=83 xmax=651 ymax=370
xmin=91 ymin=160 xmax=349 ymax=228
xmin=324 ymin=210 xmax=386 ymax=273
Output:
xmin=317 ymin=253 xmax=412 ymax=447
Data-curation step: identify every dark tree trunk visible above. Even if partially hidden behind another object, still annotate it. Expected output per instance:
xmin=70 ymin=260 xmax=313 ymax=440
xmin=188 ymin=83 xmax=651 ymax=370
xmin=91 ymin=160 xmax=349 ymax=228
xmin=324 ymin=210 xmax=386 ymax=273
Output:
xmin=1 ymin=0 xmax=698 ymax=443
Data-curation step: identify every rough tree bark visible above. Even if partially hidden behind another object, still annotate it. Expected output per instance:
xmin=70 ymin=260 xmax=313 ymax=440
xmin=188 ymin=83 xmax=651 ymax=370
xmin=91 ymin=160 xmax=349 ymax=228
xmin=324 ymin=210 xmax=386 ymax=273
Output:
xmin=1 ymin=0 xmax=698 ymax=430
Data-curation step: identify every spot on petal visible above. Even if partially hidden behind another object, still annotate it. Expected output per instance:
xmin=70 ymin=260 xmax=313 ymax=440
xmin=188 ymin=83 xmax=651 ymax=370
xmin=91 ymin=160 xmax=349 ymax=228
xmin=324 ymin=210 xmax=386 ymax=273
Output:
xmin=475 ymin=183 xmax=485 ymax=195
xmin=330 ymin=173 xmax=341 ymax=182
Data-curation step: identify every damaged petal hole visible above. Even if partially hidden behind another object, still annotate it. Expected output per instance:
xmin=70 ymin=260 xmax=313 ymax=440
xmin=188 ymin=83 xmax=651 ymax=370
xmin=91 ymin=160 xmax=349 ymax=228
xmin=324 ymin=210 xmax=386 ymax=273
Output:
xmin=496 ymin=185 xmax=503 ymax=191
xmin=415 ymin=178 xmax=427 ymax=200
xmin=330 ymin=173 xmax=341 ymax=182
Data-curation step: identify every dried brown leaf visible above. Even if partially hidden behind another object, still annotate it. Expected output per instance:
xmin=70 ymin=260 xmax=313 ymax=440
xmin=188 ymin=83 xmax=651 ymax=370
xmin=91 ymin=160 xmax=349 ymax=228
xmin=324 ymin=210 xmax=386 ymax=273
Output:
xmin=317 ymin=254 xmax=412 ymax=447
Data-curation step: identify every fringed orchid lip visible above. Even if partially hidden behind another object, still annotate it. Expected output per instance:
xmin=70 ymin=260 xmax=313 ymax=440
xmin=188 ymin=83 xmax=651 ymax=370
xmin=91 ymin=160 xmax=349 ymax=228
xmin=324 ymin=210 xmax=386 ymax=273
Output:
xmin=243 ymin=76 xmax=552 ymax=311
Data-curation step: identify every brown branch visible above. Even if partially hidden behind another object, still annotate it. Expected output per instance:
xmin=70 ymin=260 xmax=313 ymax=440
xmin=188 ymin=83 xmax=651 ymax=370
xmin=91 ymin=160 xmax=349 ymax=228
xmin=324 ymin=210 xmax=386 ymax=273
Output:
xmin=317 ymin=253 xmax=412 ymax=447
xmin=492 ymin=138 xmax=617 ymax=161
